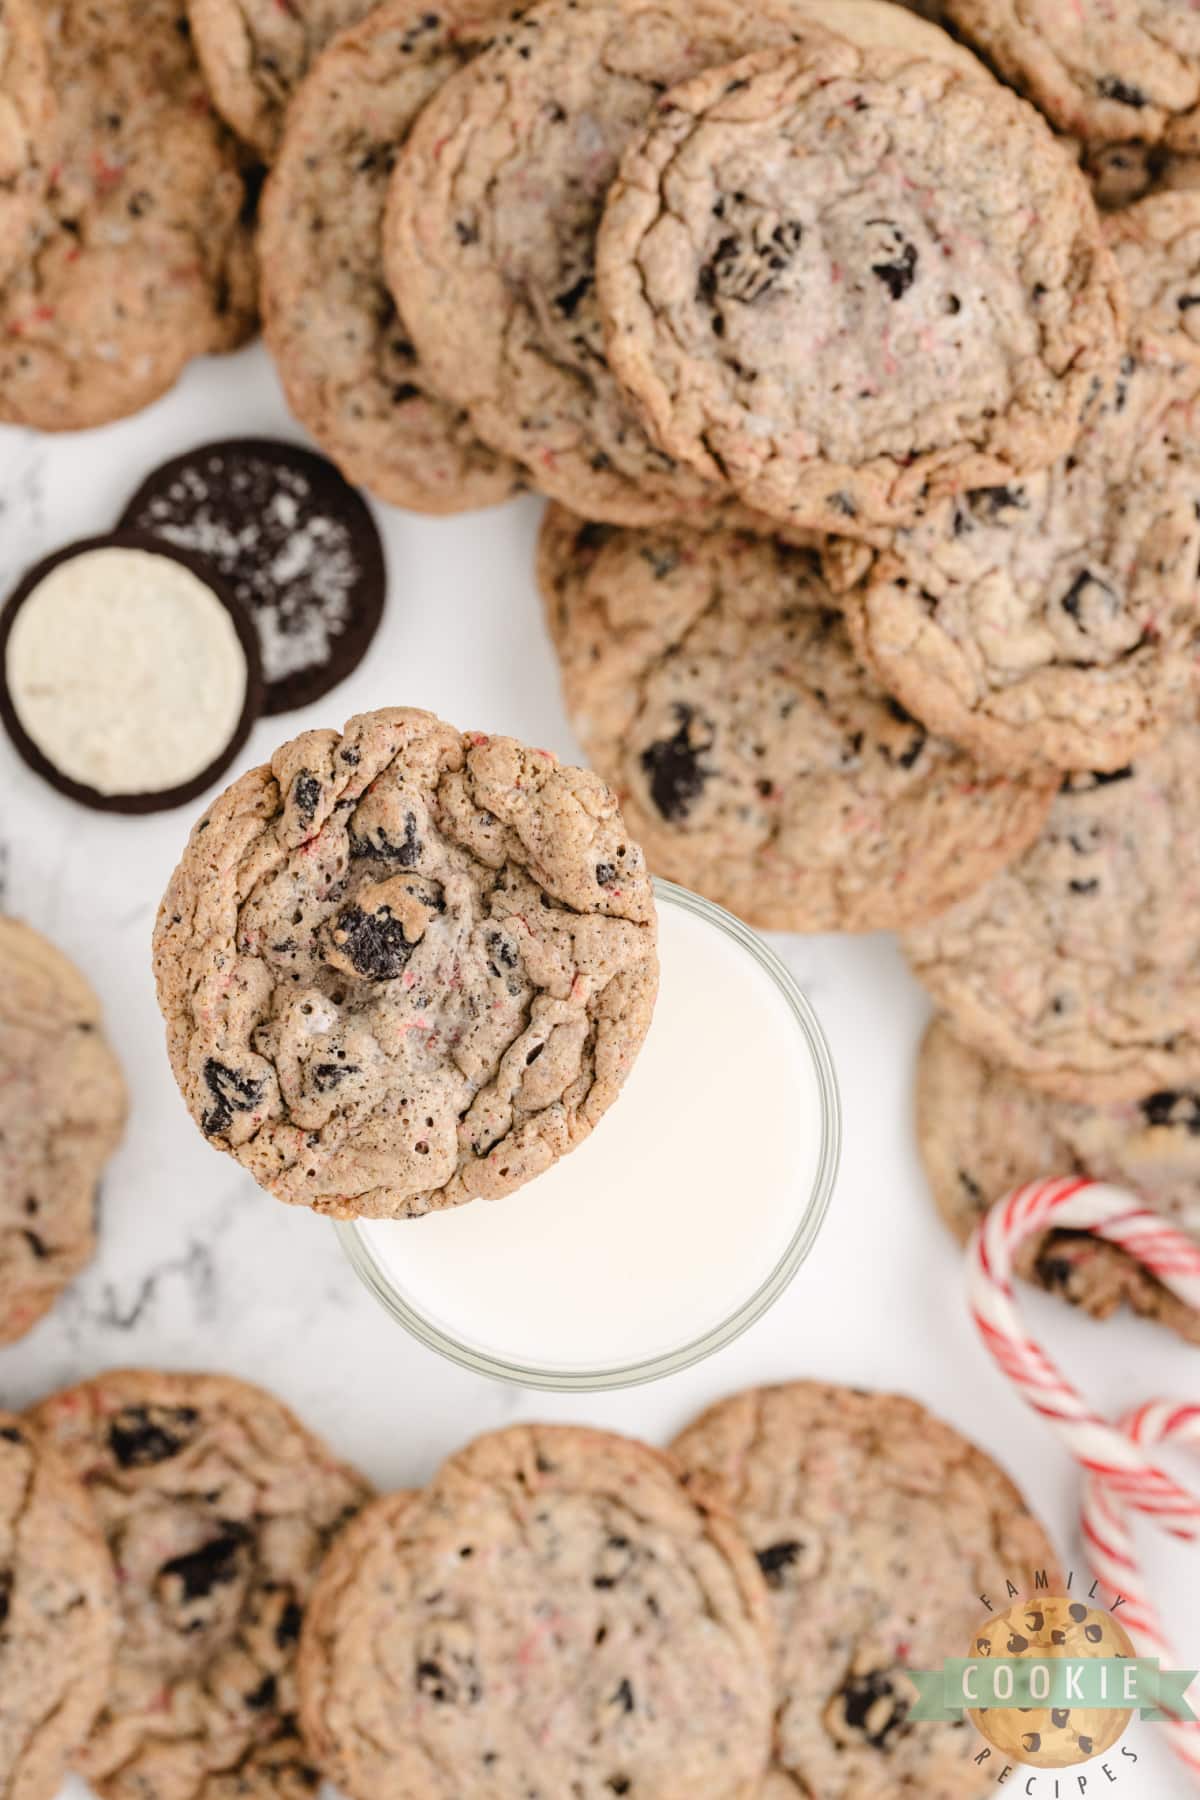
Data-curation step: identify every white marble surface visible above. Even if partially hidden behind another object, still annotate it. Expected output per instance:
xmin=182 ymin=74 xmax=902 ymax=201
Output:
xmin=0 ymin=343 xmax=1195 ymax=1800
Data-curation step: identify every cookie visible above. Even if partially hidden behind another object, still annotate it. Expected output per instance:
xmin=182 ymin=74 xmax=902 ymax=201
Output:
xmin=1104 ymin=189 xmax=1200 ymax=357
xmin=0 ymin=0 xmax=54 ymax=283
xmin=538 ymin=506 xmax=1056 ymax=933
xmin=0 ymin=920 xmax=126 ymax=1344
xmin=384 ymin=0 xmax=982 ymax=527
xmin=1 ymin=533 xmax=263 ymax=813
xmin=945 ymin=0 xmax=1200 ymax=155
xmin=153 ymin=707 xmax=659 ymax=1219
xmin=119 ymin=439 xmax=385 ymax=714
xmin=596 ymin=40 xmax=1125 ymax=539
xmin=259 ymin=2 xmax=524 ymax=517
xmin=917 ymin=1018 xmax=1200 ymax=1344
xmin=671 ymin=1382 xmax=1060 ymax=1800
xmin=30 ymin=1370 xmax=372 ymax=1800
xmin=187 ymin=0 xmax=377 ymax=160
xmin=837 ymin=327 xmax=1200 ymax=775
xmin=0 ymin=0 xmax=255 ymax=431
xmin=904 ymin=722 xmax=1200 ymax=1103
xmin=0 ymin=1412 xmax=119 ymax=1800
xmin=298 ymin=1422 xmax=774 ymax=1800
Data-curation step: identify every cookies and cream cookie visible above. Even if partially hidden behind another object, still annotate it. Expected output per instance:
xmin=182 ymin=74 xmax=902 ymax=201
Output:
xmin=0 ymin=918 xmax=126 ymax=1344
xmin=0 ymin=0 xmax=255 ymax=431
xmin=260 ymin=0 xmax=524 ymax=516
xmin=836 ymin=329 xmax=1200 ymax=774
xmin=153 ymin=707 xmax=658 ymax=1219
xmin=31 ymin=1370 xmax=372 ymax=1800
xmin=298 ymin=1423 xmax=774 ymax=1799
xmin=917 ymin=1017 xmax=1200 ymax=1343
xmin=946 ymin=0 xmax=1200 ymax=155
xmin=0 ymin=1411 xmax=119 ymax=1800
xmin=187 ymin=0 xmax=377 ymax=159
xmin=384 ymin=0 xmax=984 ymax=527
xmin=0 ymin=0 xmax=54 ymax=284
xmin=904 ymin=720 xmax=1200 ymax=1102
xmin=672 ymin=1382 xmax=1059 ymax=1800
xmin=596 ymin=39 xmax=1124 ymax=537
xmin=538 ymin=506 xmax=1056 ymax=932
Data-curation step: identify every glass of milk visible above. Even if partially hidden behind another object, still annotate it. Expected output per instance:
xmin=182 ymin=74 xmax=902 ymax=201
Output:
xmin=338 ymin=879 xmax=840 ymax=1389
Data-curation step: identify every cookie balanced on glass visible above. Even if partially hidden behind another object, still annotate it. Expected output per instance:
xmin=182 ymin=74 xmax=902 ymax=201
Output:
xmin=153 ymin=705 xmax=839 ymax=1387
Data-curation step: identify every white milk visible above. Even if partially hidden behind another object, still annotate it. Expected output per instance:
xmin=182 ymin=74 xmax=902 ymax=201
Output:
xmin=353 ymin=892 xmax=833 ymax=1373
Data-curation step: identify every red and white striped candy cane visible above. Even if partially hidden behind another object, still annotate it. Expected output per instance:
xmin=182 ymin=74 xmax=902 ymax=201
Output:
xmin=969 ymin=1178 xmax=1200 ymax=1528
xmin=967 ymin=1178 xmax=1200 ymax=1780
xmin=1082 ymin=1401 xmax=1200 ymax=1780
xmin=1086 ymin=1396 xmax=1200 ymax=1778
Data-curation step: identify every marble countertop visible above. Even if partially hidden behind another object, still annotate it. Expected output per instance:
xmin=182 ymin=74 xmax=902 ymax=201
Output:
xmin=0 ymin=343 xmax=1194 ymax=1800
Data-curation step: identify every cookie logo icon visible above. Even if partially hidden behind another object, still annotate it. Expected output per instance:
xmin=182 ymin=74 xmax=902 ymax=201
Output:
xmin=967 ymin=1596 xmax=1135 ymax=1768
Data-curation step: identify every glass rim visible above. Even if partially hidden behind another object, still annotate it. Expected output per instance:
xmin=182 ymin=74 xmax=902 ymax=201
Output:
xmin=336 ymin=877 xmax=842 ymax=1391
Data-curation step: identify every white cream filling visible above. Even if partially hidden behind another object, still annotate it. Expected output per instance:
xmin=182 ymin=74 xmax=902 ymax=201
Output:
xmin=6 ymin=546 xmax=249 ymax=796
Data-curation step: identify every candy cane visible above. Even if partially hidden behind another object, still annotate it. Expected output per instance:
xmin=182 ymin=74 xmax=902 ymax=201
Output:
xmin=966 ymin=1179 xmax=1200 ymax=1781
xmin=969 ymin=1179 xmax=1200 ymax=1528
xmin=1082 ymin=1401 xmax=1200 ymax=1779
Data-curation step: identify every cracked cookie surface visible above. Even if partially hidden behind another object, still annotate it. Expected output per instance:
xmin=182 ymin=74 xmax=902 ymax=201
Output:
xmin=0 ymin=918 xmax=126 ymax=1345
xmin=298 ymin=1423 xmax=774 ymax=1800
xmin=837 ymin=325 xmax=1200 ymax=774
xmin=0 ymin=0 xmax=54 ymax=284
xmin=30 ymin=1370 xmax=371 ymax=1800
xmin=260 ymin=0 xmax=524 ymax=515
xmin=672 ymin=1382 xmax=1059 ymax=1800
xmin=0 ymin=0 xmax=254 ymax=430
xmin=1104 ymin=189 xmax=1200 ymax=359
xmin=917 ymin=1017 xmax=1200 ymax=1344
xmin=946 ymin=0 xmax=1200 ymax=155
xmin=187 ymin=0 xmax=377 ymax=159
xmin=538 ymin=506 xmax=1055 ymax=932
xmin=153 ymin=707 xmax=658 ymax=1219
xmin=904 ymin=719 xmax=1200 ymax=1103
xmin=0 ymin=1411 xmax=118 ymax=1800
xmin=385 ymin=0 xmax=982 ymax=526
xmin=597 ymin=40 xmax=1124 ymax=538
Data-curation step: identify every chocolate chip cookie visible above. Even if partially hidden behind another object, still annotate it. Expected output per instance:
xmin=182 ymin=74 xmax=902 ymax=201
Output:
xmin=0 ymin=0 xmax=54 ymax=283
xmin=917 ymin=1017 xmax=1200 ymax=1344
xmin=946 ymin=0 xmax=1200 ymax=155
xmin=0 ymin=0 xmax=255 ymax=431
xmin=187 ymin=0 xmax=377 ymax=159
xmin=904 ymin=721 xmax=1200 ymax=1103
xmin=838 ymin=328 xmax=1200 ymax=774
xmin=0 ymin=1412 xmax=119 ymax=1800
xmin=298 ymin=1423 xmax=774 ymax=1800
xmin=672 ymin=1382 xmax=1059 ymax=1800
xmin=0 ymin=918 xmax=126 ymax=1345
xmin=538 ymin=506 xmax=1055 ymax=932
xmin=597 ymin=39 xmax=1124 ymax=538
xmin=153 ymin=707 xmax=658 ymax=1219
xmin=260 ymin=0 xmax=524 ymax=515
xmin=30 ymin=1370 xmax=372 ymax=1800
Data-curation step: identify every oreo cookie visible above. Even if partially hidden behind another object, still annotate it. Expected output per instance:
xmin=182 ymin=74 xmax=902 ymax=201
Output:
xmin=119 ymin=438 xmax=386 ymax=714
xmin=0 ymin=532 xmax=263 ymax=814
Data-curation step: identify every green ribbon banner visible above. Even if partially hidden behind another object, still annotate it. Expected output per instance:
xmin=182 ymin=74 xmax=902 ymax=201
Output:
xmin=908 ymin=1658 xmax=1198 ymax=1724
